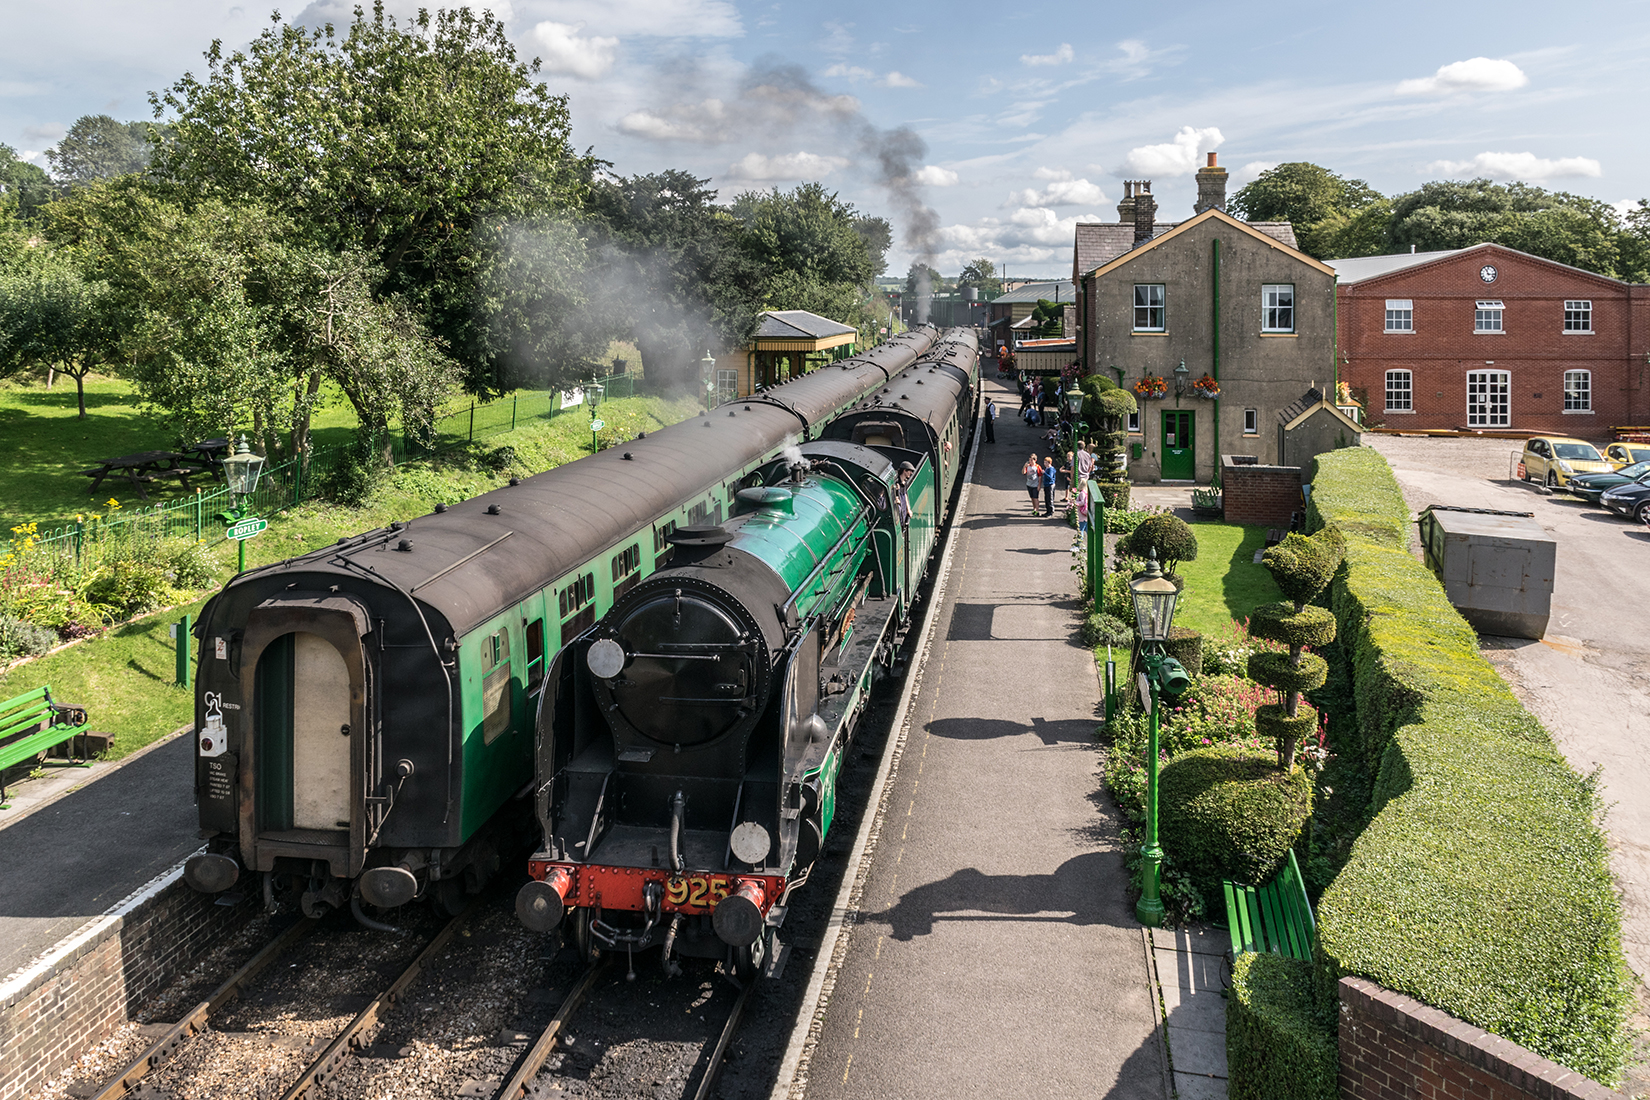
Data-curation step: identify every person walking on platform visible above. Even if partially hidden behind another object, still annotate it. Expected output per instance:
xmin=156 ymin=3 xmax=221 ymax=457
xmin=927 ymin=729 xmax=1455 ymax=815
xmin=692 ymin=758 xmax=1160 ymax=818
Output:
xmin=984 ymin=398 xmax=997 ymax=443
xmin=1077 ymin=441 xmax=1094 ymax=487
xmin=1075 ymin=483 xmax=1091 ymax=536
xmin=1041 ymin=456 xmax=1057 ymax=516
xmin=1023 ymin=455 xmax=1043 ymax=513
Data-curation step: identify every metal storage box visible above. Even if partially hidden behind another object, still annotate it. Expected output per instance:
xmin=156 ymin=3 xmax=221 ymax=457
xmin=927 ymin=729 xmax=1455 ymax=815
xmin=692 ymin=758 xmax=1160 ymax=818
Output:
xmin=1417 ymin=506 xmax=1555 ymax=639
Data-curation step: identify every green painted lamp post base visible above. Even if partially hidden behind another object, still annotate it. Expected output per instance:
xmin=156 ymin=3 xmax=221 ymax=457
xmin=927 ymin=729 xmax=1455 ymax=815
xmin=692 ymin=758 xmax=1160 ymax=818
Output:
xmin=1136 ymin=843 xmax=1166 ymax=926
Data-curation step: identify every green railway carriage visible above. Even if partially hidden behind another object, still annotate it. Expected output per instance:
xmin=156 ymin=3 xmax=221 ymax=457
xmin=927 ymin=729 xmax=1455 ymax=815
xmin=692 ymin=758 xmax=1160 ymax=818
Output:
xmin=518 ymin=330 xmax=982 ymax=976
xmin=182 ymin=330 xmax=941 ymax=922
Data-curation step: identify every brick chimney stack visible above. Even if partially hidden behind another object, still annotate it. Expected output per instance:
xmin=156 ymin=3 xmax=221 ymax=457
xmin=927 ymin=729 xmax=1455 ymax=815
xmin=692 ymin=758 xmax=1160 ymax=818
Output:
xmin=1194 ymin=152 xmax=1228 ymax=214
xmin=1116 ymin=180 xmax=1136 ymax=224
xmin=1132 ymin=181 xmax=1156 ymax=244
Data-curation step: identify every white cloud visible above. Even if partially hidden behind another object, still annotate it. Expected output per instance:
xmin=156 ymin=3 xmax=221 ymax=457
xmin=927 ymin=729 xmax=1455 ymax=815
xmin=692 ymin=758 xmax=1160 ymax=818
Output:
xmin=1397 ymin=57 xmax=1528 ymax=96
xmin=1612 ymin=199 xmax=1641 ymax=224
xmin=1007 ymin=173 xmax=1107 ymax=207
xmin=533 ymin=0 xmax=742 ymax=38
xmin=726 ymin=151 xmax=850 ymax=180
xmin=824 ymin=64 xmax=921 ymax=88
xmin=19 ymin=150 xmax=49 ymax=167
xmin=530 ymin=22 xmax=619 ymax=80
xmin=941 ymin=208 xmax=1106 ymax=255
xmin=1232 ymin=161 xmax=1276 ymax=187
xmin=1427 ymin=150 xmax=1601 ymax=181
xmin=882 ymin=71 xmax=921 ymax=88
xmin=1021 ymin=43 xmax=1073 ymax=67
xmin=914 ymin=165 xmax=958 ymax=186
xmin=1121 ymin=126 xmax=1224 ymax=177
xmin=21 ymin=122 xmax=65 ymax=144
xmin=617 ymin=81 xmax=859 ymax=144
xmin=824 ymin=64 xmax=874 ymax=81
xmin=820 ymin=21 xmax=854 ymax=57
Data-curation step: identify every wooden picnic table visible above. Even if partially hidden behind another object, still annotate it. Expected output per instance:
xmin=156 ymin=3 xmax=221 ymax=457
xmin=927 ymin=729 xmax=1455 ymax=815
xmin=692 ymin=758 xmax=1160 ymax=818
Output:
xmin=79 ymin=451 xmax=213 ymax=502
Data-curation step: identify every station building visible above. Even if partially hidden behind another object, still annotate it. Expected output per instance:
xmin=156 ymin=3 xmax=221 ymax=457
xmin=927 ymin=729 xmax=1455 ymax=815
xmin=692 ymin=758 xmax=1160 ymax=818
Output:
xmin=1071 ymin=157 xmax=1335 ymax=483
xmin=708 ymin=310 xmax=858 ymax=404
xmin=1330 ymin=245 xmax=1650 ymax=436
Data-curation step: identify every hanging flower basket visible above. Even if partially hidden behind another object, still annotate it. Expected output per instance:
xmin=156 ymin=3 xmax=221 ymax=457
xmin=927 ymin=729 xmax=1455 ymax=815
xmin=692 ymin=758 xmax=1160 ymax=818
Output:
xmin=1134 ymin=375 xmax=1167 ymax=398
xmin=1192 ymin=374 xmax=1221 ymax=399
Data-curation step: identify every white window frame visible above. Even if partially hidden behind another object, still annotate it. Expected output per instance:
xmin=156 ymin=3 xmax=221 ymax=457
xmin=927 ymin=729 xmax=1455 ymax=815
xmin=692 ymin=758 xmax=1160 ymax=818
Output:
xmin=1563 ymin=369 xmax=1592 ymax=412
xmin=715 ymin=367 xmax=738 ymax=406
xmin=1475 ymin=300 xmax=1504 ymax=333
xmin=1563 ymin=300 xmax=1592 ymax=333
xmin=1127 ymin=410 xmax=1141 ymax=433
xmin=1133 ymin=284 xmax=1165 ymax=332
xmin=1384 ymin=299 xmax=1413 ymax=333
xmin=1262 ymin=284 xmax=1295 ymax=333
xmin=1385 ymin=369 xmax=1413 ymax=413
xmin=1243 ymin=408 xmax=1258 ymax=435
xmin=1467 ymin=370 xmax=1511 ymax=427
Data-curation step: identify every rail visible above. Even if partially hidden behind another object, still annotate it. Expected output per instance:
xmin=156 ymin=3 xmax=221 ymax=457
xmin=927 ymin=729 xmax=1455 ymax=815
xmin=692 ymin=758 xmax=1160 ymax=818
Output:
xmin=493 ymin=960 xmax=612 ymax=1100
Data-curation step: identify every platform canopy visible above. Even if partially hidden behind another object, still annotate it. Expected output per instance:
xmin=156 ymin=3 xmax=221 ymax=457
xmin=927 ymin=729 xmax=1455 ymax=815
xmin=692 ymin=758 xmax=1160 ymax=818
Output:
xmin=753 ymin=310 xmax=858 ymax=353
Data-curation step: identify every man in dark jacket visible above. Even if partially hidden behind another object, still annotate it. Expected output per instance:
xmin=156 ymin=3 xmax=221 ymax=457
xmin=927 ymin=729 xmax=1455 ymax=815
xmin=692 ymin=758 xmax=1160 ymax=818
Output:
xmin=984 ymin=398 xmax=996 ymax=443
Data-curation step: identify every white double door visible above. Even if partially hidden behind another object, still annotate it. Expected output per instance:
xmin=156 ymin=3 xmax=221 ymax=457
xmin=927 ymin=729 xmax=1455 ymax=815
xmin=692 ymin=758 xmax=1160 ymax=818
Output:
xmin=1467 ymin=371 xmax=1510 ymax=427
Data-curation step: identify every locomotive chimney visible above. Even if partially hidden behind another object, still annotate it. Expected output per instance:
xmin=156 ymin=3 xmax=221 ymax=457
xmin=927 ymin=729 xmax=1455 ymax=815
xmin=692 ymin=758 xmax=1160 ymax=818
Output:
xmin=1194 ymin=152 xmax=1228 ymax=214
xmin=1133 ymin=181 xmax=1157 ymax=244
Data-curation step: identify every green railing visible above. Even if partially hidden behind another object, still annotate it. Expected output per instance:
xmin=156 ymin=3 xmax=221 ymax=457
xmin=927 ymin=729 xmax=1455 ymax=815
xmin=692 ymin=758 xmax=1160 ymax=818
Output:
xmin=23 ymin=374 xmax=637 ymax=566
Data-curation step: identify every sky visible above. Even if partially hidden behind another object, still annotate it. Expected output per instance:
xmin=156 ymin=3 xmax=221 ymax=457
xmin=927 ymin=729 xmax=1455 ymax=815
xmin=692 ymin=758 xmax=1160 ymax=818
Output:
xmin=3 ymin=0 xmax=1647 ymax=278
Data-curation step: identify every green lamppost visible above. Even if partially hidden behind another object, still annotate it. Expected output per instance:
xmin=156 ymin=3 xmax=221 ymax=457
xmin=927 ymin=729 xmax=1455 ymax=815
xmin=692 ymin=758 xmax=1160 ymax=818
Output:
xmin=221 ymin=435 xmax=267 ymax=575
xmin=586 ymin=379 xmax=605 ymax=455
xmin=702 ymin=350 xmax=717 ymax=411
xmin=1129 ymin=549 xmax=1190 ymax=926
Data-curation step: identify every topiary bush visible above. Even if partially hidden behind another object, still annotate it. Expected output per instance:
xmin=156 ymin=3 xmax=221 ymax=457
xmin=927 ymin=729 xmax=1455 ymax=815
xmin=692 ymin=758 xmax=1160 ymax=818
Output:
xmin=1119 ymin=513 xmax=1198 ymax=575
xmin=1245 ymin=528 xmax=1344 ymax=768
xmin=1307 ymin=446 xmax=1631 ymax=1084
xmin=1094 ymin=481 xmax=1130 ymax=511
xmin=1228 ymin=952 xmax=1337 ymax=1100
xmin=1081 ymin=611 xmax=1134 ymax=650
xmin=1164 ymin=625 xmax=1202 ymax=678
xmin=1159 ymin=744 xmax=1313 ymax=895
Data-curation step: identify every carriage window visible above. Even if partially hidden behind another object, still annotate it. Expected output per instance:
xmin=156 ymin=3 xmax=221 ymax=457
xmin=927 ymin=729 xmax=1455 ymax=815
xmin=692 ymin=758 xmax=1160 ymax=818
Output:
xmin=482 ymin=627 xmax=513 ymax=743
xmin=611 ymin=544 xmax=641 ymax=582
xmin=687 ymin=500 xmax=709 ymax=525
xmin=653 ymin=521 xmax=677 ymax=566
xmin=525 ymin=619 xmax=545 ymax=692
xmin=557 ymin=573 xmax=596 ymax=619
xmin=487 ymin=628 xmax=510 ymax=668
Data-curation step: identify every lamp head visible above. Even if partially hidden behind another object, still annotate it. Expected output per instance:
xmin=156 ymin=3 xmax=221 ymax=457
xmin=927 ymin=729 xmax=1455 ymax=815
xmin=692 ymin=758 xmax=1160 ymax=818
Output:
xmin=221 ymin=434 xmax=265 ymax=497
xmin=1067 ymin=390 xmax=1085 ymax=416
xmin=1174 ymin=359 xmax=1190 ymax=396
xmin=1128 ymin=548 xmax=1180 ymax=644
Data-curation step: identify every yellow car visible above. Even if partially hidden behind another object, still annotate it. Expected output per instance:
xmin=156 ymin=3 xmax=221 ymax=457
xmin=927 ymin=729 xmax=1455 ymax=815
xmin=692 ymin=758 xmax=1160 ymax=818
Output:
xmin=1603 ymin=441 xmax=1650 ymax=470
xmin=1520 ymin=436 xmax=1613 ymax=488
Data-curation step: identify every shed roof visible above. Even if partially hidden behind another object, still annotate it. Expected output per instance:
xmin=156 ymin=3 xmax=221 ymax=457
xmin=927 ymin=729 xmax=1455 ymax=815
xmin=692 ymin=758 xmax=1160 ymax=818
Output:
xmin=1278 ymin=388 xmax=1364 ymax=434
xmin=1326 ymin=250 xmax=1464 ymax=284
xmin=991 ymin=280 xmax=1075 ymax=304
xmin=755 ymin=310 xmax=857 ymax=340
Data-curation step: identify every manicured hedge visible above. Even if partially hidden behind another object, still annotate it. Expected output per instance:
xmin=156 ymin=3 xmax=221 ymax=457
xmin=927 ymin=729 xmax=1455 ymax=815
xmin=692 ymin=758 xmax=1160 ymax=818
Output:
xmin=1227 ymin=952 xmax=1336 ymax=1100
xmin=1159 ymin=745 xmax=1312 ymax=894
xmin=1304 ymin=447 xmax=1630 ymax=1083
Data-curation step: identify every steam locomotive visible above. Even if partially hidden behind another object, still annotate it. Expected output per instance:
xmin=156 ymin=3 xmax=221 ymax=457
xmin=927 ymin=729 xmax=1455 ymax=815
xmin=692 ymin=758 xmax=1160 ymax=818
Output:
xmin=515 ymin=330 xmax=979 ymax=976
xmin=181 ymin=329 xmax=945 ymax=923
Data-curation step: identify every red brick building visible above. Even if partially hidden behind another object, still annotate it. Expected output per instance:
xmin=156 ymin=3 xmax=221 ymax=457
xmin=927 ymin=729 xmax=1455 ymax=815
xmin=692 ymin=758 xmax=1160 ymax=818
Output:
xmin=1331 ymin=243 xmax=1650 ymax=436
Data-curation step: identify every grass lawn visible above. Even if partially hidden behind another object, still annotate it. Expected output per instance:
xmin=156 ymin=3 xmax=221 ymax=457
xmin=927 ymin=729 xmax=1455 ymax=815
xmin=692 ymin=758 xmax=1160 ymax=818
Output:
xmin=1172 ymin=521 xmax=1283 ymax=641
xmin=0 ymin=372 xmax=359 ymax=530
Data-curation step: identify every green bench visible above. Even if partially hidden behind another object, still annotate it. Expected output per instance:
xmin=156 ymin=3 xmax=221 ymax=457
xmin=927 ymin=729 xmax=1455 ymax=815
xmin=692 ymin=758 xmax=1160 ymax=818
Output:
xmin=0 ymin=686 xmax=92 ymax=808
xmin=1223 ymin=849 xmax=1316 ymax=961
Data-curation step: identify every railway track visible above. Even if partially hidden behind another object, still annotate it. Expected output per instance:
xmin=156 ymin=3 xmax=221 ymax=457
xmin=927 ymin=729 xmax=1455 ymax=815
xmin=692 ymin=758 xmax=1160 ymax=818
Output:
xmin=493 ymin=959 xmax=755 ymax=1100
xmin=88 ymin=903 xmax=475 ymax=1100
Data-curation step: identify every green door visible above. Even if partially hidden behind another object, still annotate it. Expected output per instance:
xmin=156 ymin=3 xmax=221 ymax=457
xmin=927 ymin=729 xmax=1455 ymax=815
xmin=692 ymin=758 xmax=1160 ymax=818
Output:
xmin=1161 ymin=410 xmax=1195 ymax=480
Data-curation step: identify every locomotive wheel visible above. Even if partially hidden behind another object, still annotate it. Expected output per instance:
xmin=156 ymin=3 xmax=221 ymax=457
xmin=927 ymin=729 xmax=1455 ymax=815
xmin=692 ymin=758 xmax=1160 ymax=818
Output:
xmin=434 ymin=876 xmax=467 ymax=917
xmin=569 ymin=908 xmax=600 ymax=965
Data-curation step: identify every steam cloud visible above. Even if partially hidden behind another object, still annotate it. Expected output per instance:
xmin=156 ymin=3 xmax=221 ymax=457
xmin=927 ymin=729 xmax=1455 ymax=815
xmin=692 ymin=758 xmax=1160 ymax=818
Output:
xmin=619 ymin=56 xmax=943 ymax=320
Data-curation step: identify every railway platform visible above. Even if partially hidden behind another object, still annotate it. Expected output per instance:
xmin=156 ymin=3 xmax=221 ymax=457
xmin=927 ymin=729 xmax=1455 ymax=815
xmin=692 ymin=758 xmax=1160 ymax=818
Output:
xmin=787 ymin=378 xmax=1176 ymax=1098
xmin=0 ymin=728 xmax=200 ymax=982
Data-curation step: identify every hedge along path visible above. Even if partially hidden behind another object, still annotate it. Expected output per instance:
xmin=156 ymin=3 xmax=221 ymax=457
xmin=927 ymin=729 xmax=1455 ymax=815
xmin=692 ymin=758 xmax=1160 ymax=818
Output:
xmin=1307 ymin=446 xmax=1631 ymax=1084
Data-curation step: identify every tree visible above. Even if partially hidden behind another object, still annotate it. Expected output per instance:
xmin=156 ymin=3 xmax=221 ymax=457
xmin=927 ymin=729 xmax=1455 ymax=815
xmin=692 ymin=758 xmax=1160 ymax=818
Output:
xmin=1030 ymin=298 xmax=1064 ymax=337
xmin=904 ymin=262 xmax=942 ymax=298
xmin=957 ymin=256 xmax=1003 ymax=299
xmin=1080 ymin=375 xmax=1134 ymax=489
xmin=734 ymin=183 xmax=877 ymax=334
xmin=1229 ymin=163 xmax=1383 ymax=259
xmin=852 ymin=216 xmax=892 ymax=277
xmin=153 ymin=2 xmax=590 ymax=393
xmin=46 ymin=116 xmax=160 ymax=185
xmin=1618 ymin=199 xmax=1650 ymax=283
xmin=1246 ymin=528 xmax=1344 ymax=769
xmin=1385 ymin=180 xmax=1624 ymax=276
xmin=1119 ymin=513 xmax=1198 ymax=578
xmin=585 ymin=170 xmax=764 ymax=391
xmin=0 ymin=145 xmax=52 ymax=221
xmin=0 ymin=254 xmax=121 ymax=418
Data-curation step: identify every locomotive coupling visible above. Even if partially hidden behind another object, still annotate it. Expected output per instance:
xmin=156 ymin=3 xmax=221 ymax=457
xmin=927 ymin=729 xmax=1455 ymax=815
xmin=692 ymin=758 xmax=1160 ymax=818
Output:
xmin=712 ymin=878 xmax=768 ymax=946
xmin=183 ymin=852 xmax=240 ymax=894
xmin=515 ymin=866 xmax=574 ymax=933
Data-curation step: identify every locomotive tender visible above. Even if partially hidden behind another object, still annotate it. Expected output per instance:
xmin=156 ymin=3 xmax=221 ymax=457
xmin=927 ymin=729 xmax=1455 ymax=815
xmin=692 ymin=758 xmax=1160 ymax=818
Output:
xmin=182 ymin=329 xmax=943 ymax=923
xmin=516 ymin=330 xmax=980 ymax=976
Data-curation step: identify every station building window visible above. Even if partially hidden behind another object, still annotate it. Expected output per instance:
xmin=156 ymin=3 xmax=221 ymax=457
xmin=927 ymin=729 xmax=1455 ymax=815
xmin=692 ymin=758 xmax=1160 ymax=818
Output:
xmin=1384 ymin=299 xmax=1413 ymax=332
xmin=1133 ymin=284 xmax=1165 ymax=332
xmin=1564 ymin=370 xmax=1592 ymax=411
xmin=1385 ymin=370 xmax=1413 ymax=412
xmin=1243 ymin=408 xmax=1258 ymax=435
xmin=1127 ymin=411 xmax=1141 ymax=433
xmin=1564 ymin=300 xmax=1592 ymax=332
xmin=716 ymin=368 xmax=739 ymax=405
xmin=1262 ymin=284 xmax=1294 ymax=332
xmin=1475 ymin=301 xmax=1504 ymax=333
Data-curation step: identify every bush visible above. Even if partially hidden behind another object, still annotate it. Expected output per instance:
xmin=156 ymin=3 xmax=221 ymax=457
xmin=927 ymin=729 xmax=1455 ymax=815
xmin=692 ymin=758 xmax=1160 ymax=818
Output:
xmin=1159 ymin=674 xmax=1271 ymax=754
xmin=1307 ymin=447 xmax=1630 ymax=1083
xmin=1261 ymin=529 xmax=1344 ymax=609
xmin=1082 ymin=612 xmax=1134 ymax=650
xmin=1227 ymin=952 xmax=1337 ymax=1100
xmin=84 ymin=557 xmax=177 ymax=617
xmin=1247 ymin=602 xmax=1336 ymax=649
xmin=1247 ymin=651 xmax=1327 ymax=695
xmin=1094 ymin=480 xmax=1130 ymax=511
xmin=1159 ymin=744 xmax=1313 ymax=894
xmin=1164 ymin=625 xmax=1202 ymax=678
xmin=1119 ymin=513 xmax=1198 ymax=573
xmin=315 ymin=438 xmax=387 ymax=507
xmin=1105 ymin=505 xmax=1154 ymax=535
xmin=166 ymin=541 xmax=216 ymax=590
xmin=0 ymin=614 xmax=59 ymax=659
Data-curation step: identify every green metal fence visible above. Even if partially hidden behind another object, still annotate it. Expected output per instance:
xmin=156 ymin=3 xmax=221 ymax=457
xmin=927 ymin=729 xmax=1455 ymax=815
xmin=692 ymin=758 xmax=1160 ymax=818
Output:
xmin=22 ymin=374 xmax=637 ymax=566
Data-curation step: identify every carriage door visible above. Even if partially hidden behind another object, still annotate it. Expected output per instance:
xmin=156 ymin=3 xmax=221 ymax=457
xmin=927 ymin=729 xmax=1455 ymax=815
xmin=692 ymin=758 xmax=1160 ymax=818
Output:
xmin=1467 ymin=371 xmax=1510 ymax=428
xmin=255 ymin=632 xmax=352 ymax=832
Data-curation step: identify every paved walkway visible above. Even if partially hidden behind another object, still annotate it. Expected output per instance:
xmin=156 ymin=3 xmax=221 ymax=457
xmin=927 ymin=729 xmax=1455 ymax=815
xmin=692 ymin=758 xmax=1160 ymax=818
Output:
xmin=0 ymin=729 xmax=200 ymax=982
xmin=800 ymin=381 xmax=1171 ymax=1099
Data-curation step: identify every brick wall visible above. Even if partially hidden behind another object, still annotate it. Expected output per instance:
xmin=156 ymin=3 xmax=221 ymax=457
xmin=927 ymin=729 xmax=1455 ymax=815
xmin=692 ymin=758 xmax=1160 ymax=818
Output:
xmin=1339 ymin=977 xmax=1627 ymax=1100
xmin=1338 ymin=245 xmax=1649 ymax=435
xmin=1221 ymin=456 xmax=1302 ymax=527
xmin=0 ymin=865 xmax=253 ymax=1100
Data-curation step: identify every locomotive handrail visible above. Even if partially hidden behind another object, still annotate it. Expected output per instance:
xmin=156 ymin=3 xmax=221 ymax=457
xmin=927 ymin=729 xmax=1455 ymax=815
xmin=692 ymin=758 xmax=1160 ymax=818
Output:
xmin=778 ymin=517 xmax=872 ymax=618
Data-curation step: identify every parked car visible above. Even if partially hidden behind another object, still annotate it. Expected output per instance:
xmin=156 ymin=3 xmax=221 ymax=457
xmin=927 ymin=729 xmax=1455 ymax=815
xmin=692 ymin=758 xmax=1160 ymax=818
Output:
xmin=1603 ymin=442 xmax=1650 ymax=469
xmin=1566 ymin=460 xmax=1650 ymax=504
xmin=1519 ymin=437 xmax=1613 ymax=488
xmin=1600 ymin=477 xmax=1650 ymax=523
